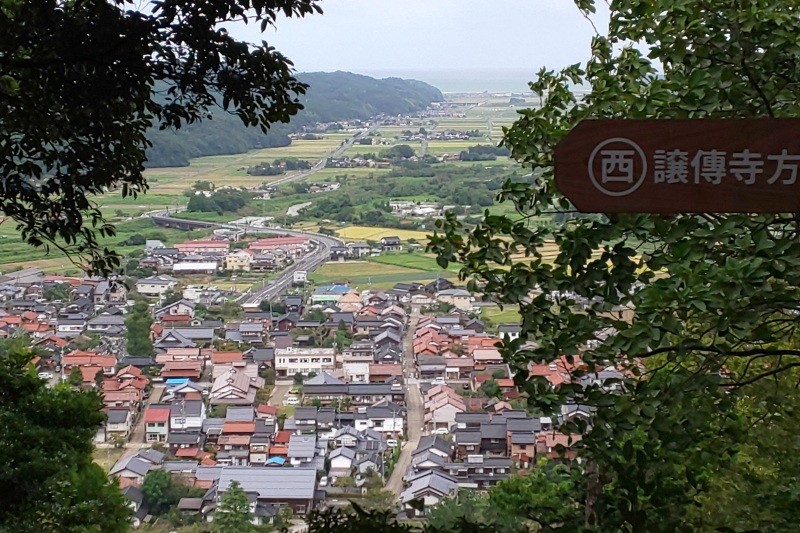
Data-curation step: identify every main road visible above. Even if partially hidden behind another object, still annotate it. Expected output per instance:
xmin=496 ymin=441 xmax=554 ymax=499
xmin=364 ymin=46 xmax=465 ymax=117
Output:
xmin=263 ymin=119 xmax=383 ymax=189
xmin=150 ymin=210 xmax=341 ymax=305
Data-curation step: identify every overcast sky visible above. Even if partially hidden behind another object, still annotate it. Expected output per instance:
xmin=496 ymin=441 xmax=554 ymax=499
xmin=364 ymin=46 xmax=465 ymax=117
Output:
xmin=229 ymin=1 xmax=609 ymax=90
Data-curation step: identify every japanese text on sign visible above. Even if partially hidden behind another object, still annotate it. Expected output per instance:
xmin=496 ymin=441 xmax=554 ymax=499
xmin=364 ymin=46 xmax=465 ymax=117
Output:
xmin=589 ymin=137 xmax=800 ymax=197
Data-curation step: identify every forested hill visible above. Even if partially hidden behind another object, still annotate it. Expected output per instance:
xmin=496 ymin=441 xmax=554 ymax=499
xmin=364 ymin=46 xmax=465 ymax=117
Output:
xmin=144 ymin=71 xmax=443 ymax=167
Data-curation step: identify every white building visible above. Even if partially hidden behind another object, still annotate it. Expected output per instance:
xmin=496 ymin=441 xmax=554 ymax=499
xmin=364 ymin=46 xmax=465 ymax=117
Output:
xmin=343 ymin=361 xmax=370 ymax=383
xmin=136 ymin=275 xmax=178 ymax=298
xmin=275 ymin=347 xmax=336 ymax=377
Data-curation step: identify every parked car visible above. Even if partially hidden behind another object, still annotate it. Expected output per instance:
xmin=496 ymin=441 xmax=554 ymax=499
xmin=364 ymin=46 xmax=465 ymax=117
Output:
xmin=319 ymin=476 xmax=328 ymax=487
xmin=37 ymin=372 xmax=52 ymax=380
xmin=284 ymin=396 xmax=300 ymax=405
xmin=431 ymin=428 xmax=449 ymax=435
xmin=432 ymin=377 xmax=445 ymax=385
xmin=386 ymin=439 xmax=399 ymax=448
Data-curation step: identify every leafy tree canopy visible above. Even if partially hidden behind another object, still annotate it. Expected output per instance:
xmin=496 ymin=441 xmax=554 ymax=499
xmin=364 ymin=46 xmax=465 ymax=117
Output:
xmin=214 ymin=480 xmax=255 ymax=532
xmin=0 ymin=351 xmax=129 ymax=531
xmin=1 ymin=0 xmax=322 ymax=274
xmin=428 ymin=0 xmax=800 ymax=530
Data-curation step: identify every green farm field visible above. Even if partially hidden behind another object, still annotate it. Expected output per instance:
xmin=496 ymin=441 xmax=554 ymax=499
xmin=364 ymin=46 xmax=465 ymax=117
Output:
xmin=309 ymin=259 xmax=457 ymax=290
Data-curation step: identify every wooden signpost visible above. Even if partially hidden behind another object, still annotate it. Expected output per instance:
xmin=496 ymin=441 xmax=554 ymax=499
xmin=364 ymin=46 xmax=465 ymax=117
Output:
xmin=554 ymin=119 xmax=800 ymax=213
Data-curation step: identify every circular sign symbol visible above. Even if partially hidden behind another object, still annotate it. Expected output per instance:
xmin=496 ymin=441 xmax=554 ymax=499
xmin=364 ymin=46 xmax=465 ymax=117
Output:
xmin=587 ymin=137 xmax=647 ymax=197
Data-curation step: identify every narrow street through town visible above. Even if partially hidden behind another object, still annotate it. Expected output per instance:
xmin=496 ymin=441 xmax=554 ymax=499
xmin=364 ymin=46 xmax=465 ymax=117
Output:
xmin=386 ymin=313 xmax=423 ymax=498
xmin=116 ymin=384 xmax=165 ymax=462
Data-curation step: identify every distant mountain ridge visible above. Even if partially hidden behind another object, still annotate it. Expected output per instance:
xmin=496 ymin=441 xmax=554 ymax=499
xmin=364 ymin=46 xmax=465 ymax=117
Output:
xmin=144 ymin=71 xmax=444 ymax=168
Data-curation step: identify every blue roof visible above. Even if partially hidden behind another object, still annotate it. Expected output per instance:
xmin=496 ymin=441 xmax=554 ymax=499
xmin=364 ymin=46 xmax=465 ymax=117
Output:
xmin=266 ymin=456 xmax=286 ymax=465
xmin=166 ymin=378 xmax=189 ymax=385
xmin=314 ymin=285 xmax=350 ymax=295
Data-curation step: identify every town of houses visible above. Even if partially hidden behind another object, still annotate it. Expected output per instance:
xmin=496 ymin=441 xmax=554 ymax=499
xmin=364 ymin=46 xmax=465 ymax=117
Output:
xmin=0 ymin=229 xmax=618 ymax=528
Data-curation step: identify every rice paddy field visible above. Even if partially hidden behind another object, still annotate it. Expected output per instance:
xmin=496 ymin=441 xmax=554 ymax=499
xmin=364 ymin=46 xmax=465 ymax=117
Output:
xmin=335 ymin=226 xmax=433 ymax=242
xmin=309 ymin=257 xmax=458 ymax=291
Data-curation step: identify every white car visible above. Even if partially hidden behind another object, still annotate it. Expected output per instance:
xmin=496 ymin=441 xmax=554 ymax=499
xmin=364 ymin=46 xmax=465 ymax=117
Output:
xmin=386 ymin=439 xmax=399 ymax=448
xmin=432 ymin=377 xmax=445 ymax=385
xmin=37 ymin=371 xmax=52 ymax=380
xmin=284 ymin=396 xmax=300 ymax=405
xmin=431 ymin=428 xmax=449 ymax=435
xmin=319 ymin=476 xmax=329 ymax=487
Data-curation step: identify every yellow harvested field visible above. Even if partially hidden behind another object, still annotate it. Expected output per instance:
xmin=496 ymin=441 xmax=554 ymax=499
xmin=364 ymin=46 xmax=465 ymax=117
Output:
xmin=336 ymin=226 xmax=433 ymax=242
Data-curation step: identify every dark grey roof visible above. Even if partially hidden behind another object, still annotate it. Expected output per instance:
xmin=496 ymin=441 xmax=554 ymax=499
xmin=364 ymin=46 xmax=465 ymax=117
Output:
xmin=294 ymin=407 xmax=318 ymax=421
xmin=226 ymin=406 xmax=255 ymax=422
xmin=162 ymin=461 xmax=199 ymax=473
xmin=106 ymin=409 xmax=130 ymax=424
xmin=454 ymin=430 xmax=482 ymax=446
xmin=455 ymin=413 xmax=491 ymax=425
xmin=218 ymin=467 xmax=316 ymax=500
xmin=121 ymin=485 xmax=144 ymax=504
xmin=202 ymin=418 xmax=225 ymax=432
xmin=329 ymin=446 xmax=356 ymax=461
xmin=412 ymin=450 xmax=446 ymax=467
xmin=119 ymin=356 xmax=156 ymax=367
xmin=348 ymin=383 xmax=402 ymax=395
xmin=317 ymin=408 xmax=336 ymax=425
xmin=254 ymin=419 xmax=275 ymax=436
xmin=288 ymin=435 xmax=316 ymax=458
xmin=168 ymin=431 xmax=202 ymax=445
xmin=170 ymin=400 xmax=204 ymax=417
xmin=417 ymin=355 xmax=447 ymax=366
xmin=415 ymin=435 xmax=453 ymax=456
xmin=249 ymin=348 xmax=274 ymax=362
xmin=109 ymin=456 xmax=152 ymax=477
xmin=138 ymin=448 xmax=165 ymax=464
xmin=88 ymin=315 xmax=125 ymax=326
xmin=510 ymin=433 xmax=536 ymax=444
xmin=506 ymin=417 xmax=541 ymax=432
xmin=480 ymin=423 xmax=507 ymax=439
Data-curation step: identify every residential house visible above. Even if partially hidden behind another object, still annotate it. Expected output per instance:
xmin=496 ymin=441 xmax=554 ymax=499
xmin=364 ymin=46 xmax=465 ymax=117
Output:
xmin=86 ymin=314 xmax=126 ymax=337
xmin=209 ymin=367 xmax=265 ymax=405
xmin=224 ymin=250 xmax=253 ymax=272
xmin=346 ymin=242 xmax=371 ymax=257
xmin=436 ymin=289 xmax=473 ymax=311
xmin=329 ymin=447 xmax=356 ymax=476
xmin=105 ymin=408 xmax=133 ymax=442
xmin=443 ymin=456 xmax=512 ymax=489
xmin=287 ymin=434 xmax=317 ymax=467
xmin=155 ymin=299 xmax=196 ymax=319
xmin=121 ymin=486 xmax=149 ymax=528
xmin=400 ymin=470 xmax=458 ymax=517
xmin=144 ymin=405 xmax=171 ymax=442
xmin=136 ymin=275 xmax=178 ymax=298
xmin=110 ymin=449 xmax=165 ymax=487
xmin=380 ymin=236 xmax=403 ymax=252
xmin=170 ymin=400 xmax=206 ymax=431
xmin=56 ymin=317 xmax=87 ymax=337
xmin=214 ymin=467 xmax=317 ymax=516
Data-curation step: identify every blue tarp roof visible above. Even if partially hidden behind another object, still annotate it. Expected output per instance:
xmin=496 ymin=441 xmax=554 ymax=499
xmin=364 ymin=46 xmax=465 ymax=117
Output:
xmin=166 ymin=378 xmax=189 ymax=385
xmin=314 ymin=284 xmax=350 ymax=295
xmin=266 ymin=456 xmax=286 ymax=465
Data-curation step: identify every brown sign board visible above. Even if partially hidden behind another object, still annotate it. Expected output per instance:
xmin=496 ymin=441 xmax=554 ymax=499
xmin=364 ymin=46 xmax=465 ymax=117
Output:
xmin=554 ymin=119 xmax=800 ymax=213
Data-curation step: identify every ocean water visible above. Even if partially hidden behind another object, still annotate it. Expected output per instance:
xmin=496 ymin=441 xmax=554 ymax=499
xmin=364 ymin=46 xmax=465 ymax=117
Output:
xmin=356 ymin=68 xmax=537 ymax=94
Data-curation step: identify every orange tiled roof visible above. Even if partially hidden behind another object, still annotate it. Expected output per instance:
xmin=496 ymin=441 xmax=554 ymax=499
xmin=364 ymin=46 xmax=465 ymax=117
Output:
xmin=222 ymin=421 xmax=255 ymax=434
